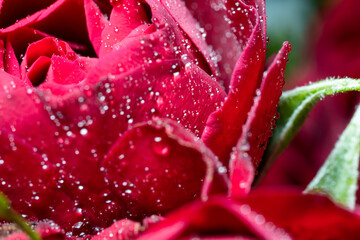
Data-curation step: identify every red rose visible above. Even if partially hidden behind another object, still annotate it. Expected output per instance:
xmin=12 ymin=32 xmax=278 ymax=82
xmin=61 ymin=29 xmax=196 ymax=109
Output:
xmin=0 ymin=0 xmax=290 ymax=238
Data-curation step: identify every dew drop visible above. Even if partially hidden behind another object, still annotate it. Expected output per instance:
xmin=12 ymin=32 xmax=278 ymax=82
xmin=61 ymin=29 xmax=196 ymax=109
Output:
xmin=80 ymin=128 xmax=88 ymax=136
xmin=152 ymin=136 xmax=170 ymax=156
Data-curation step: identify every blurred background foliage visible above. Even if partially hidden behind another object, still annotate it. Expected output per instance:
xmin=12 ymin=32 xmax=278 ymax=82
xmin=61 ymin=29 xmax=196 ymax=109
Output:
xmin=266 ymin=0 xmax=337 ymax=77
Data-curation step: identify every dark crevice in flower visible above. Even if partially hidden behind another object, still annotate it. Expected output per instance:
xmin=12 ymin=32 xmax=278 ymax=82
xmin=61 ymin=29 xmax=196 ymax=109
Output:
xmin=0 ymin=0 xmax=57 ymax=29
xmin=141 ymin=2 xmax=153 ymax=24
xmin=93 ymin=0 xmax=113 ymax=17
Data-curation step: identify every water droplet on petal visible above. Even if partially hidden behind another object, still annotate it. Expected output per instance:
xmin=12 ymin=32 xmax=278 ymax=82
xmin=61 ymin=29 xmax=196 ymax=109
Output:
xmin=152 ymin=136 xmax=170 ymax=156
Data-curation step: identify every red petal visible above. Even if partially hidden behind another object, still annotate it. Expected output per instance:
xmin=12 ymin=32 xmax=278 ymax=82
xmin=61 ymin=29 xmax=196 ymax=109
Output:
xmin=181 ymin=0 xmax=266 ymax=88
xmin=18 ymin=59 xmax=224 ymax=232
xmin=0 ymin=71 xmax=29 ymax=96
xmin=229 ymin=42 xmax=290 ymax=199
xmin=3 ymin=40 xmax=21 ymax=77
xmin=85 ymin=27 xmax=169 ymax=83
xmin=150 ymin=0 xmax=218 ymax=78
xmin=0 ymin=0 xmax=96 ymax=56
xmin=201 ymin=1 xmax=268 ymax=166
xmin=235 ymin=42 xmax=291 ymax=169
xmin=21 ymin=37 xmax=76 ymax=70
xmin=20 ymin=37 xmax=76 ymax=80
xmin=19 ymin=37 xmax=91 ymax=89
xmin=137 ymin=197 xmax=291 ymax=240
xmin=102 ymin=118 xmax=228 ymax=218
xmin=229 ymin=152 xmax=255 ymax=199
xmin=91 ymin=219 xmax=140 ymax=240
xmin=245 ymin=188 xmax=360 ymax=239
xmin=0 ymin=39 xmax=4 ymax=69
xmin=86 ymin=35 xmax=225 ymax=137
xmin=0 ymin=86 xmax=125 ymax=234
xmin=84 ymin=0 xmax=108 ymax=55
xmin=0 ymin=129 xmax=81 ymax=230
xmin=92 ymin=216 xmax=163 ymax=240
xmin=99 ymin=0 xmax=151 ymax=56
xmin=5 ymin=27 xmax=50 ymax=60
xmin=25 ymin=56 xmax=52 ymax=86
xmin=46 ymin=55 xmax=86 ymax=85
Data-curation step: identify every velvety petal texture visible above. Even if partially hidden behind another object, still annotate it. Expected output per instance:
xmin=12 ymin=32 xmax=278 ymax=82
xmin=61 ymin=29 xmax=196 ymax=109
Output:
xmin=181 ymin=0 xmax=265 ymax=88
xmin=244 ymin=189 xmax=360 ymax=240
xmin=84 ymin=0 xmax=108 ymax=55
xmin=91 ymin=219 xmax=141 ymax=240
xmin=236 ymin=42 xmax=290 ymax=169
xmin=229 ymin=42 xmax=290 ymax=199
xmin=201 ymin=0 xmax=271 ymax=166
xmin=102 ymin=118 xmax=228 ymax=218
xmin=136 ymin=197 xmax=291 ymax=240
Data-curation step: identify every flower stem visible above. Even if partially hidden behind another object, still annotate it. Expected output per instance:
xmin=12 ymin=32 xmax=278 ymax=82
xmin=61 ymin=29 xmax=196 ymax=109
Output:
xmin=0 ymin=192 xmax=41 ymax=240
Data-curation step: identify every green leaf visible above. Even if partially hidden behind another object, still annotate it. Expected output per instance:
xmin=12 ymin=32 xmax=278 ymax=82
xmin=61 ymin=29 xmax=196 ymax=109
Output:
xmin=304 ymin=105 xmax=360 ymax=209
xmin=0 ymin=192 xmax=41 ymax=240
xmin=0 ymin=192 xmax=11 ymax=219
xmin=256 ymin=78 xmax=360 ymax=182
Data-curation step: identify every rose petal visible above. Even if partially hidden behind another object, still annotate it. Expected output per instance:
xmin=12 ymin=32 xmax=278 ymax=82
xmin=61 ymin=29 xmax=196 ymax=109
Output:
xmin=0 ymin=39 xmax=4 ymax=69
xmin=86 ymin=34 xmax=225 ymax=137
xmin=37 ymin=55 xmax=98 ymax=94
xmin=229 ymin=152 xmax=255 ymax=199
xmin=91 ymin=219 xmax=141 ymax=240
xmin=0 ymin=88 xmax=81 ymax=227
xmin=152 ymin=0 xmax=218 ymax=78
xmin=99 ymin=0 xmax=151 ymax=56
xmin=0 ymin=87 xmax=61 ymax=153
xmin=10 ymin=59 xmax=224 ymax=232
xmin=25 ymin=56 xmax=52 ymax=86
xmin=21 ymin=37 xmax=76 ymax=71
xmin=5 ymin=27 xmax=50 ymax=60
xmin=0 ymin=86 xmax=125 ymax=234
xmin=92 ymin=216 xmax=163 ymax=240
xmin=46 ymin=55 xmax=86 ymax=85
xmin=3 ymin=39 xmax=21 ymax=77
xmin=181 ymin=0 xmax=265 ymax=88
xmin=201 ymin=1 xmax=268 ymax=166
xmin=137 ymin=197 xmax=291 ymax=240
xmin=20 ymin=37 xmax=77 ymax=81
xmin=0 ymin=128 xmax=81 ymax=230
xmin=87 ymin=0 xmax=220 ymax=84
xmin=244 ymin=188 xmax=360 ymax=239
xmin=36 ymin=58 xmax=225 ymax=218
xmin=85 ymin=27 xmax=169 ymax=83
xmin=84 ymin=0 xmax=108 ymax=55
xmin=19 ymin=37 xmax=93 ymax=89
xmin=229 ymin=42 xmax=290 ymax=199
xmin=237 ymin=42 xmax=290 ymax=169
xmin=0 ymin=0 xmax=96 ymax=56
xmin=101 ymin=118 xmax=228 ymax=218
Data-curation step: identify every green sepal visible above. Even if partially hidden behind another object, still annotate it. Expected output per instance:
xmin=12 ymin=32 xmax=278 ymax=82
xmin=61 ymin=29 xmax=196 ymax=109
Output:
xmin=304 ymin=105 xmax=360 ymax=210
xmin=258 ymin=78 xmax=360 ymax=181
